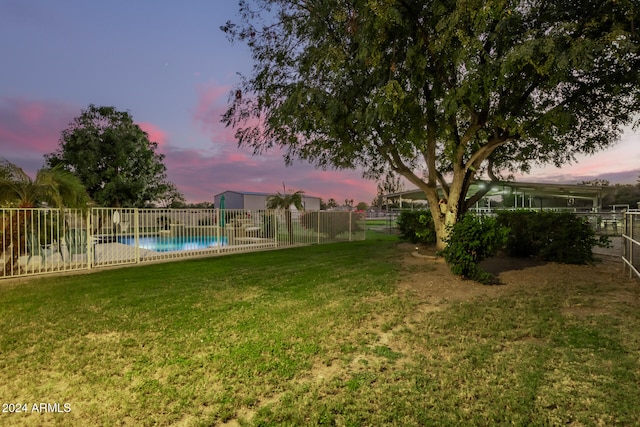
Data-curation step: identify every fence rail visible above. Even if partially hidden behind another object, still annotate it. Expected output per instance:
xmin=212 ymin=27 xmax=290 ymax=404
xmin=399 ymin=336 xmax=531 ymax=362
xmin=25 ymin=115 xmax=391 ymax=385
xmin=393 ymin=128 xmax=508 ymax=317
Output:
xmin=574 ymin=211 xmax=625 ymax=236
xmin=623 ymin=211 xmax=640 ymax=280
xmin=1 ymin=208 xmax=365 ymax=280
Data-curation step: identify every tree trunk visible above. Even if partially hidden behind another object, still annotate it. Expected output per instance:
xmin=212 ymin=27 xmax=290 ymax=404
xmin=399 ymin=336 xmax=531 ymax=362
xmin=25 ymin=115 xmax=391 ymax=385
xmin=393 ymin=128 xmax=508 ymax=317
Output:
xmin=285 ymin=209 xmax=293 ymax=243
xmin=432 ymin=202 xmax=460 ymax=251
xmin=427 ymin=173 xmax=465 ymax=251
xmin=396 ymin=165 xmax=469 ymax=251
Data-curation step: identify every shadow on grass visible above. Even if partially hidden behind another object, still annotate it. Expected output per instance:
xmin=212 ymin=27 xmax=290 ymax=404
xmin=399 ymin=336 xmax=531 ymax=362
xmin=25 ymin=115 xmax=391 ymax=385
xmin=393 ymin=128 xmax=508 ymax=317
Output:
xmin=479 ymin=253 xmax=547 ymax=276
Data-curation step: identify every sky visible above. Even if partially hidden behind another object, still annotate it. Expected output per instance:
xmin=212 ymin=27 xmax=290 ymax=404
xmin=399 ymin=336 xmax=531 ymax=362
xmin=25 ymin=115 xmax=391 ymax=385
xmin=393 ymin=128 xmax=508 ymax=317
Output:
xmin=1 ymin=1 xmax=639 ymax=205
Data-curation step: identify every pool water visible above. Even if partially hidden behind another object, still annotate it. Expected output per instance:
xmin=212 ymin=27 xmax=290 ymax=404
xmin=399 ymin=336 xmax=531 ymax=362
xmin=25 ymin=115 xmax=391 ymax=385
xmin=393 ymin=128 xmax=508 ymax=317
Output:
xmin=117 ymin=235 xmax=226 ymax=252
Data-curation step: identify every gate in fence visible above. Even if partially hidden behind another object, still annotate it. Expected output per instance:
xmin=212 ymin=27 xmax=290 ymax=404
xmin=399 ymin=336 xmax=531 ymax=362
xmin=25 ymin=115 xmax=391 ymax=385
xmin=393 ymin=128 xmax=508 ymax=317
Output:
xmin=623 ymin=211 xmax=640 ymax=280
xmin=1 ymin=208 xmax=365 ymax=280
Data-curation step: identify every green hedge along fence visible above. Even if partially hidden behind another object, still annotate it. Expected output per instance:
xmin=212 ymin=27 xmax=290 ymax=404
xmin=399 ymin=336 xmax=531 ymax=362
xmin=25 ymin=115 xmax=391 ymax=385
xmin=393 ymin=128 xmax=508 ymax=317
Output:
xmin=398 ymin=210 xmax=611 ymax=284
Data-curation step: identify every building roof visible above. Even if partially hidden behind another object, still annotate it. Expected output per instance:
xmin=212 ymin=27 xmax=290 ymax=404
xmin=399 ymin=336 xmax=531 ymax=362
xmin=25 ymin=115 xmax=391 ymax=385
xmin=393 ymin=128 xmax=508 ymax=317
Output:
xmin=216 ymin=190 xmax=273 ymax=197
xmin=215 ymin=190 xmax=321 ymax=199
xmin=386 ymin=180 xmax=604 ymax=203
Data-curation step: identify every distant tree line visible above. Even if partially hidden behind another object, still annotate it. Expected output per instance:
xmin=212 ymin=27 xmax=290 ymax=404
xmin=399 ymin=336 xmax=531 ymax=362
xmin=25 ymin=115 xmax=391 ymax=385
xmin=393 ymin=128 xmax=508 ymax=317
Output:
xmin=580 ymin=179 xmax=640 ymax=209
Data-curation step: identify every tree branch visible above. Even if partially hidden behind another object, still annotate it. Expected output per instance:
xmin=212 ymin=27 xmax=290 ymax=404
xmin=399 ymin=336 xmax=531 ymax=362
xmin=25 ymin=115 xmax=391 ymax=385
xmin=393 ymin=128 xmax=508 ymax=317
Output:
xmin=464 ymin=134 xmax=512 ymax=173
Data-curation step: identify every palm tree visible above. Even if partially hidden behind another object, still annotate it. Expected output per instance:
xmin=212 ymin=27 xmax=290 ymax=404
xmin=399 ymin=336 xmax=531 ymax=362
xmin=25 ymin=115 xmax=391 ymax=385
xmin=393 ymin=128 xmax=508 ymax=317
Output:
xmin=0 ymin=158 xmax=91 ymax=273
xmin=266 ymin=183 xmax=304 ymax=242
xmin=0 ymin=158 xmax=90 ymax=208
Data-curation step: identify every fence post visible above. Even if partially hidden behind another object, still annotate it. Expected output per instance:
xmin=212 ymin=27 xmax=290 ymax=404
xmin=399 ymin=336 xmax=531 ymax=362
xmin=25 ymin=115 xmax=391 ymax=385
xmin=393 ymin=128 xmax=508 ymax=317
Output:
xmin=631 ymin=213 xmax=634 ymax=279
xmin=87 ymin=209 xmax=93 ymax=270
xmin=216 ymin=208 xmax=221 ymax=253
xmin=134 ymin=208 xmax=140 ymax=264
xmin=274 ymin=210 xmax=278 ymax=248
xmin=625 ymin=212 xmax=629 ymax=277
xmin=349 ymin=211 xmax=352 ymax=242
xmin=317 ymin=211 xmax=321 ymax=245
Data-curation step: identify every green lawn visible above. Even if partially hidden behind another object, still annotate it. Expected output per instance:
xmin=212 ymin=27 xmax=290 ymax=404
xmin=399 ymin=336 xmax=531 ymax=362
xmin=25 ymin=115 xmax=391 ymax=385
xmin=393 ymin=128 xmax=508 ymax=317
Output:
xmin=1 ymin=234 xmax=639 ymax=426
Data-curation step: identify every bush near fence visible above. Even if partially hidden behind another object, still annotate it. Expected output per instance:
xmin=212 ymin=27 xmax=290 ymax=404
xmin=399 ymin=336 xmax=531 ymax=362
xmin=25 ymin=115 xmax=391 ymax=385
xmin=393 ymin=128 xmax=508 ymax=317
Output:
xmin=396 ymin=210 xmax=610 ymax=265
xmin=396 ymin=210 xmax=436 ymax=245
xmin=299 ymin=211 xmax=363 ymax=239
xmin=441 ymin=214 xmax=508 ymax=284
xmin=496 ymin=211 xmax=610 ymax=264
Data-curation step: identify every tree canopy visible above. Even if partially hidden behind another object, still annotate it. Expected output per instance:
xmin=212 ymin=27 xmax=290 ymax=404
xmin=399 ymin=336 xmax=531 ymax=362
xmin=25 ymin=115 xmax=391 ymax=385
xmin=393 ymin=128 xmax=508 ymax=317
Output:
xmin=602 ymin=183 xmax=640 ymax=207
xmin=46 ymin=105 xmax=182 ymax=208
xmin=222 ymin=0 xmax=640 ymax=248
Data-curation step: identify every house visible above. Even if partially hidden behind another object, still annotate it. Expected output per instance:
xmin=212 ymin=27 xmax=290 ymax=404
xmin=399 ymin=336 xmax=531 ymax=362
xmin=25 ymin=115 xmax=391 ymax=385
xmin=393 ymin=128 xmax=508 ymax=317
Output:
xmin=214 ymin=190 xmax=322 ymax=211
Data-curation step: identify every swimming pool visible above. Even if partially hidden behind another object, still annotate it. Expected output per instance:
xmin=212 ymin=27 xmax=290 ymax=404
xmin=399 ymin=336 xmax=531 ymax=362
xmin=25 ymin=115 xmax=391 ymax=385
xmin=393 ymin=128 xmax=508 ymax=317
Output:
xmin=117 ymin=235 xmax=227 ymax=252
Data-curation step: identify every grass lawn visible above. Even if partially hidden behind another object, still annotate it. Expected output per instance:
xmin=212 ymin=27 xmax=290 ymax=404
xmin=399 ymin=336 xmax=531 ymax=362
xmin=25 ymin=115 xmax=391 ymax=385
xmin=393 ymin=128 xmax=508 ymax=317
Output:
xmin=1 ymin=233 xmax=639 ymax=426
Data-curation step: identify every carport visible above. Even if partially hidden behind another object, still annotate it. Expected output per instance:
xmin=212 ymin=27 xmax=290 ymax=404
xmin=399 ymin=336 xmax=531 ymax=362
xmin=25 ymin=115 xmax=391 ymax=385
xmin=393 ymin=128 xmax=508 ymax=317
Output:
xmin=386 ymin=180 xmax=605 ymax=212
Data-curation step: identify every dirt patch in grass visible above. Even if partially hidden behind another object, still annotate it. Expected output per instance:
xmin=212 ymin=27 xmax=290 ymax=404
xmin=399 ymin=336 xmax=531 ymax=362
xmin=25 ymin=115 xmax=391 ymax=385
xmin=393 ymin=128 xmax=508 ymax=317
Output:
xmin=231 ymin=243 xmax=639 ymax=425
xmin=397 ymin=242 xmax=507 ymax=305
xmin=397 ymin=242 xmax=638 ymax=316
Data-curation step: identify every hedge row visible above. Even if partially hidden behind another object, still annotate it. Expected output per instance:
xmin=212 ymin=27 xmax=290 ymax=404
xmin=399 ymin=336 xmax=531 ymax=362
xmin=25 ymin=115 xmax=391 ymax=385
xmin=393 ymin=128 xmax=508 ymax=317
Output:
xmin=495 ymin=211 xmax=610 ymax=264
xmin=397 ymin=210 xmax=610 ymax=283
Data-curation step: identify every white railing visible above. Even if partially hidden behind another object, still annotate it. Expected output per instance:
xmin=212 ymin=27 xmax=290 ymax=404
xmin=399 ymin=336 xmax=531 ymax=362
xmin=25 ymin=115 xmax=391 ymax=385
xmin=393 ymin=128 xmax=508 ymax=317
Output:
xmin=575 ymin=211 xmax=625 ymax=236
xmin=0 ymin=208 xmax=365 ymax=280
xmin=623 ymin=211 xmax=640 ymax=280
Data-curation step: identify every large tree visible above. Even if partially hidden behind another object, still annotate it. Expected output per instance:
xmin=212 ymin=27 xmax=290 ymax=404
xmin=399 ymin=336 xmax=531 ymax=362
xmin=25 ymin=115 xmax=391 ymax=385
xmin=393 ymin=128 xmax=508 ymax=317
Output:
xmin=46 ymin=105 xmax=181 ymax=208
xmin=222 ymin=0 xmax=640 ymax=249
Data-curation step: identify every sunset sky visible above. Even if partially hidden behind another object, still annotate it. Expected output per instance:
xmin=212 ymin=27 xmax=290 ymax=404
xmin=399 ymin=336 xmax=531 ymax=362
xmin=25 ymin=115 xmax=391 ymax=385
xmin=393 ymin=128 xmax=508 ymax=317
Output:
xmin=2 ymin=1 xmax=639 ymax=205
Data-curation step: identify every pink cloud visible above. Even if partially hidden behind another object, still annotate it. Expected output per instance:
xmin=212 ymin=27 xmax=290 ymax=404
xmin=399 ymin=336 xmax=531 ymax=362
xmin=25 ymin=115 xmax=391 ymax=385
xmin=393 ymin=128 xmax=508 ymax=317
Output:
xmin=0 ymin=96 xmax=380 ymax=205
xmin=192 ymin=80 xmax=232 ymax=139
xmin=183 ymin=80 xmax=381 ymax=204
xmin=138 ymin=122 xmax=169 ymax=147
xmin=162 ymin=142 xmax=379 ymax=204
xmin=17 ymin=102 xmax=46 ymax=125
xmin=225 ymin=152 xmax=254 ymax=164
xmin=0 ymin=97 xmax=74 ymax=150
xmin=565 ymin=162 xmax=617 ymax=177
xmin=0 ymin=96 xmax=79 ymax=176
xmin=520 ymin=131 xmax=640 ymax=183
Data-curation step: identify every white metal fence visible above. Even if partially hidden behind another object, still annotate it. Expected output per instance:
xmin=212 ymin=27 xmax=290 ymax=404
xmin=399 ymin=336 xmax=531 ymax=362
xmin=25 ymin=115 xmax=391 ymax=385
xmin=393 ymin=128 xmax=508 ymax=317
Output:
xmin=623 ymin=211 xmax=640 ymax=280
xmin=575 ymin=211 xmax=625 ymax=236
xmin=1 ymin=208 xmax=366 ymax=280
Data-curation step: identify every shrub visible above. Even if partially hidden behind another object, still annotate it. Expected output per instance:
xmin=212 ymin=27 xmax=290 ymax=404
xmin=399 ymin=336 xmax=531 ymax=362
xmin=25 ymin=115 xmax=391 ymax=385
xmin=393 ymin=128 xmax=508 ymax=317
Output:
xmin=441 ymin=214 xmax=509 ymax=284
xmin=537 ymin=213 xmax=610 ymax=264
xmin=397 ymin=210 xmax=436 ymax=245
xmin=496 ymin=211 xmax=610 ymax=264
xmin=299 ymin=211 xmax=362 ymax=238
xmin=495 ymin=211 xmax=540 ymax=257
